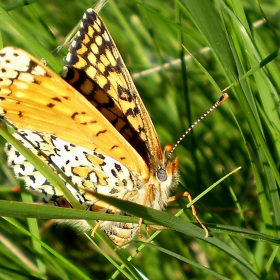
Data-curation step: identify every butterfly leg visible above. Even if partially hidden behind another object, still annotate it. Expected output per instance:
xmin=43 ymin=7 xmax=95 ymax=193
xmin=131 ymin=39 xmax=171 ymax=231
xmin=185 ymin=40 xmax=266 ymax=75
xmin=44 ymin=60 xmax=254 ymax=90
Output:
xmin=137 ymin=184 xmax=155 ymax=239
xmin=90 ymin=205 xmax=119 ymax=237
xmin=168 ymin=191 xmax=209 ymax=238
xmin=91 ymin=220 xmax=104 ymax=237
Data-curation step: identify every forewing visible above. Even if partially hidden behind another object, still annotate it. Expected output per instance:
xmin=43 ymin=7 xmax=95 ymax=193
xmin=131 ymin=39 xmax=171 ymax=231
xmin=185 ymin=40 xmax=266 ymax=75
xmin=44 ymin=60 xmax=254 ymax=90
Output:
xmin=63 ymin=8 xmax=163 ymax=167
xmin=0 ymin=47 xmax=149 ymax=179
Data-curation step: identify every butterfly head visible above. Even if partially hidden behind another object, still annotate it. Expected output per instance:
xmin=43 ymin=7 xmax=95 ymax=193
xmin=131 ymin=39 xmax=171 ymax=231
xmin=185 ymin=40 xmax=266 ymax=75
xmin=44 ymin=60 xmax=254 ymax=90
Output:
xmin=141 ymin=146 xmax=179 ymax=210
xmin=158 ymin=154 xmax=179 ymax=194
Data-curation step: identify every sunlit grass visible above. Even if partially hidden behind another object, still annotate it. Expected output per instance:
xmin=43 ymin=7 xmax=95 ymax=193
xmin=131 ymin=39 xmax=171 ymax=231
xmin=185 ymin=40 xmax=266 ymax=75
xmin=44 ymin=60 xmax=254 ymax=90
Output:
xmin=0 ymin=0 xmax=279 ymax=279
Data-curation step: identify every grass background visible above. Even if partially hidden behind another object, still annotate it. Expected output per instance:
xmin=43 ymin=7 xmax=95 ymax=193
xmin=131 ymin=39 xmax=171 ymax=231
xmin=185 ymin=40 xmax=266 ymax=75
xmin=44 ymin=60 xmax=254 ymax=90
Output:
xmin=0 ymin=0 xmax=279 ymax=279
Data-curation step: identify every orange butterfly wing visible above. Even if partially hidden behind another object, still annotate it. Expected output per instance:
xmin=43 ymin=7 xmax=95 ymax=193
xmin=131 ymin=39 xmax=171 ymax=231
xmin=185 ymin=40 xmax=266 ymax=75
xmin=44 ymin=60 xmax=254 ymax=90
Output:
xmin=0 ymin=47 xmax=149 ymax=180
xmin=63 ymin=9 xmax=164 ymax=171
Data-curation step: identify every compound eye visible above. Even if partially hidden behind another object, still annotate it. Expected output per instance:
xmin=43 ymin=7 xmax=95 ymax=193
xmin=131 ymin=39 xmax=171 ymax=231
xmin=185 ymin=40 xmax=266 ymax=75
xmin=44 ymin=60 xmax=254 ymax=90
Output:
xmin=156 ymin=168 xmax=167 ymax=182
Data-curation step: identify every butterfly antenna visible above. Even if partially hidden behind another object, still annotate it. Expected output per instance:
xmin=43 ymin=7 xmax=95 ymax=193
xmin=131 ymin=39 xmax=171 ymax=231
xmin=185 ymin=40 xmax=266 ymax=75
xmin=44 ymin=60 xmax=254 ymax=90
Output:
xmin=167 ymin=93 xmax=229 ymax=160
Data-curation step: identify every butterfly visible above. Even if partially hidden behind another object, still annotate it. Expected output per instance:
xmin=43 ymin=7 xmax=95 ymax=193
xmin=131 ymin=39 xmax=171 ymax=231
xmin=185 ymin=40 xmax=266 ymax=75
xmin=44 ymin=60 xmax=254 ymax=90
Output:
xmin=0 ymin=8 xmax=213 ymax=246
